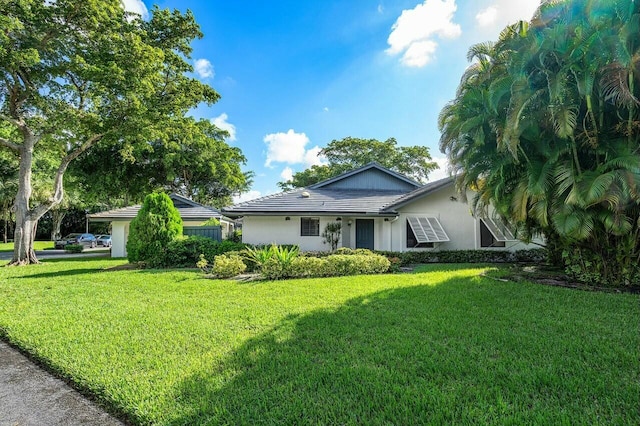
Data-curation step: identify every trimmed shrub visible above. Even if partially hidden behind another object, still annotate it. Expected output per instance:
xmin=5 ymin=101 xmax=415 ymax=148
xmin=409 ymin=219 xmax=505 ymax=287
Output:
xmin=162 ymin=237 xmax=245 ymax=268
xmin=64 ymin=244 xmax=83 ymax=253
xmin=374 ymin=248 xmax=547 ymax=266
xmin=127 ymin=192 xmax=182 ymax=264
xmin=288 ymin=257 xmax=328 ymax=278
xmin=260 ymin=250 xmax=390 ymax=280
xmin=212 ymin=254 xmax=246 ymax=278
xmin=324 ymin=254 xmax=390 ymax=276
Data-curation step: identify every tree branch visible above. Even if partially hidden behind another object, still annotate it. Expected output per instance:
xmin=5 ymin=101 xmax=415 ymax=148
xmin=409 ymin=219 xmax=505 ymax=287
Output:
xmin=31 ymin=134 xmax=104 ymax=219
xmin=0 ymin=113 xmax=26 ymax=132
xmin=0 ymin=136 xmax=20 ymax=151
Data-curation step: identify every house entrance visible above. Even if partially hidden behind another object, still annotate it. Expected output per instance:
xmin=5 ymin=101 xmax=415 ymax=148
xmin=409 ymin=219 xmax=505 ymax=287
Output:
xmin=355 ymin=219 xmax=374 ymax=250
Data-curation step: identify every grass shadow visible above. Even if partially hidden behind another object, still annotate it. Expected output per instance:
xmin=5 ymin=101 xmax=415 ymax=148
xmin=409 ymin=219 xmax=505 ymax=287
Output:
xmin=165 ymin=277 xmax=639 ymax=425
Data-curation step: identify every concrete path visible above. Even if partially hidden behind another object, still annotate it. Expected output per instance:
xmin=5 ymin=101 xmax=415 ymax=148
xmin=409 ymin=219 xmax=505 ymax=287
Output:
xmin=0 ymin=341 xmax=124 ymax=426
xmin=0 ymin=249 xmax=110 ymax=262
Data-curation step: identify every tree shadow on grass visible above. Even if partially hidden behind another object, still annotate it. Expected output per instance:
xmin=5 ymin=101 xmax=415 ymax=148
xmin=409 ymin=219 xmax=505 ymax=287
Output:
xmin=164 ymin=278 xmax=638 ymax=425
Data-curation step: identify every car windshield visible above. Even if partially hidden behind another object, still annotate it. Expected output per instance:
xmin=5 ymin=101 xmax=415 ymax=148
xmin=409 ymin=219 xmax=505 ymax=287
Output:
xmin=63 ymin=234 xmax=81 ymax=239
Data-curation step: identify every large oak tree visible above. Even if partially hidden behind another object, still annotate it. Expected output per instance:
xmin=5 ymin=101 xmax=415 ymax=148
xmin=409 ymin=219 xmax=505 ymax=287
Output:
xmin=279 ymin=137 xmax=438 ymax=190
xmin=0 ymin=0 xmax=221 ymax=264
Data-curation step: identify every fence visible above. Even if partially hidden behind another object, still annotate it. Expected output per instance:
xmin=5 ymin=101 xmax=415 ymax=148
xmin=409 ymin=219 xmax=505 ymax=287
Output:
xmin=183 ymin=226 xmax=222 ymax=242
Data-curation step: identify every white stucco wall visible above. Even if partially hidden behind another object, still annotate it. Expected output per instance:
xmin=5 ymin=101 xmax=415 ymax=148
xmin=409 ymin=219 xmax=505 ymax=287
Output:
xmin=111 ymin=221 xmax=129 ymax=258
xmin=391 ymin=186 xmax=540 ymax=252
xmin=242 ymin=216 xmax=344 ymax=252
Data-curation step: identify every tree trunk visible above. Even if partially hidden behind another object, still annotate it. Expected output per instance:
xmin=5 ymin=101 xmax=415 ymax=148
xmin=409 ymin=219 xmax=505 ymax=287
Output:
xmin=10 ymin=134 xmax=40 ymax=265
xmin=2 ymin=202 xmax=7 ymax=244
xmin=11 ymin=211 xmax=38 ymax=265
xmin=51 ymin=209 xmax=66 ymax=241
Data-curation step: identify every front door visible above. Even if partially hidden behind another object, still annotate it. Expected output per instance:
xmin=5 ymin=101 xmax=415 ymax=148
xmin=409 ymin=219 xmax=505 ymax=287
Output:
xmin=356 ymin=219 xmax=375 ymax=250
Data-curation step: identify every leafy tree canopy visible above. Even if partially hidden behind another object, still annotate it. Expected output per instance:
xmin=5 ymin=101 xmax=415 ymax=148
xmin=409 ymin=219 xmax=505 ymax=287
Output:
xmin=0 ymin=0 xmax=227 ymax=264
xmin=278 ymin=137 xmax=438 ymax=190
xmin=71 ymin=118 xmax=252 ymax=209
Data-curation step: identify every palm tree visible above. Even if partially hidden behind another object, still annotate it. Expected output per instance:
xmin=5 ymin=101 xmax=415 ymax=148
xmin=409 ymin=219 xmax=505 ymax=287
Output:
xmin=440 ymin=0 xmax=640 ymax=285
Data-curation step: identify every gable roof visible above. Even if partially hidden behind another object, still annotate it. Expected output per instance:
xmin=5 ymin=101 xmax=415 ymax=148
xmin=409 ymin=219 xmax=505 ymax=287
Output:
xmin=309 ymin=162 xmax=421 ymax=191
xmin=222 ymin=165 xmax=456 ymax=218
xmin=222 ymin=187 xmax=402 ymax=217
xmin=382 ymin=176 xmax=455 ymax=212
xmin=89 ymin=193 xmax=226 ymax=222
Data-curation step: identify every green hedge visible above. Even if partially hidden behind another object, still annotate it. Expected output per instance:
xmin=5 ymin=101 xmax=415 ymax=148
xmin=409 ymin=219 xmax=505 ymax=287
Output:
xmin=147 ymin=236 xmax=246 ymax=268
xmin=63 ymin=244 xmax=84 ymax=253
xmin=261 ymin=252 xmax=391 ymax=280
xmin=373 ymin=248 xmax=547 ymax=266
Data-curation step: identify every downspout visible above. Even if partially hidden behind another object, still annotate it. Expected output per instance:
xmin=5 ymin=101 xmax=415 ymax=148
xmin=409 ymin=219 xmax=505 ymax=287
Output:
xmin=388 ymin=215 xmax=399 ymax=252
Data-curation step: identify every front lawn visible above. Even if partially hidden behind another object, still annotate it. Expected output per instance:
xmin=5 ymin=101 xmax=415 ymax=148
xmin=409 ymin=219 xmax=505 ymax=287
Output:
xmin=0 ymin=259 xmax=637 ymax=425
xmin=0 ymin=241 xmax=54 ymax=252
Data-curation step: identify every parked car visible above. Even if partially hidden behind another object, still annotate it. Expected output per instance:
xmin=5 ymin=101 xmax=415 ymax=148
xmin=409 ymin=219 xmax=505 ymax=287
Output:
xmin=54 ymin=233 xmax=97 ymax=249
xmin=96 ymin=235 xmax=112 ymax=247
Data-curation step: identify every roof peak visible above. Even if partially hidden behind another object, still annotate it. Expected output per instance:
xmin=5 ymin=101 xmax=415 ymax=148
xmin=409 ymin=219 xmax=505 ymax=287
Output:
xmin=309 ymin=162 xmax=421 ymax=190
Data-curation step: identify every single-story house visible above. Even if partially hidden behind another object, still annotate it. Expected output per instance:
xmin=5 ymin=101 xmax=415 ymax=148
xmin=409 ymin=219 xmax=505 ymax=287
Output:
xmin=90 ymin=193 xmax=235 ymax=257
xmin=222 ymin=162 xmax=538 ymax=252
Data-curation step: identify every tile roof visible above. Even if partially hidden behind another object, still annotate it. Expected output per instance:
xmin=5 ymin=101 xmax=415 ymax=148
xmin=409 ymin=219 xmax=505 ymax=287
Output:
xmin=89 ymin=194 xmax=225 ymax=222
xmin=222 ymin=188 xmax=405 ymax=217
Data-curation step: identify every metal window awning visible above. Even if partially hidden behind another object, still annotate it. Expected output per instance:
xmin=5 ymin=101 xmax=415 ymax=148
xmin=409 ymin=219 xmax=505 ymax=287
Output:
xmin=407 ymin=216 xmax=450 ymax=243
xmin=480 ymin=217 xmax=517 ymax=241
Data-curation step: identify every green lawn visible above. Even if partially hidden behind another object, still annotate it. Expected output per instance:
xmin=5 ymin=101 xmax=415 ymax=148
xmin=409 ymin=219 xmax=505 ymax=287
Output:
xmin=0 ymin=241 xmax=54 ymax=252
xmin=0 ymin=259 xmax=638 ymax=425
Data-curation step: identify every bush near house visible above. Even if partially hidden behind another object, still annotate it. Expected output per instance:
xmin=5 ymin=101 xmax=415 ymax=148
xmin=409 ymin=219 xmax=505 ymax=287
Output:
xmin=243 ymin=245 xmax=391 ymax=280
xmin=63 ymin=244 xmax=83 ymax=253
xmin=197 ymin=253 xmax=247 ymax=278
xmin=375 ymin=248 xmax=547 ymax=266
xmin=159 ymin=237 xmax=245 ymax=268
xmin=127 ymin=192 xmax=182 ymax=265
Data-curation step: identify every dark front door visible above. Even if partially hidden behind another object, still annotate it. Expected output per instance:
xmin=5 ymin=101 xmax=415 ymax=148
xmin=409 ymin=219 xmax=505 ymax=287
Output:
xmin=356 ymin=219 xmax=375 ymax=250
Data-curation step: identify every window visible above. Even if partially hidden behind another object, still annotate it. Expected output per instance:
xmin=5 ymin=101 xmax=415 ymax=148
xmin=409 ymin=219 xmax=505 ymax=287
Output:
xmin=480 ymin=220 xmax=505 ymax=248
xmin=406 ymin=221 xmax=434 ymax=248
xmin=301 ymin=217 xmax=320 ymax=236
xmin=405 ymin=216 xmax=449 ymax=248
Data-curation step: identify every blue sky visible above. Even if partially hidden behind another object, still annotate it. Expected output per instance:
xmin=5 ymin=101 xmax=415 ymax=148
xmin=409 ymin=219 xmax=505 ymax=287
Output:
xmin=125 ymin=0 xmax=541 ymax=202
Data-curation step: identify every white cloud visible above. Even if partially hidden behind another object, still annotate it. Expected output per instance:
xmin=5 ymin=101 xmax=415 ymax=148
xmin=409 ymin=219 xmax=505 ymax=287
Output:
xmin=233 ymin=190 xmax=262 ymax=204
xmin=387 ymin=0 xmax=461 ymax=67
xmin=378 ymin=4 xmax=384 ymax=14
xmin=426 ymin=156 xmax=452 ymax=182
xmin=280 ymin=167 xmax=294 ymax=182
xmin=475 ymin=6 xmax=498 ymax=27
xmin=194 ymin=59 xmax=215 ymax=79
xmin=264 ymin=129 xmax=324 ymax=168
xmin=211 ymin=113 xmax=236 ymax=141
xmin=121 ymin=0 xmax=148 ymax=19
xmin=303 ymin=146 xmax=326 ymax=168
xmin=475 ymin=0 xmax=540 ymax=31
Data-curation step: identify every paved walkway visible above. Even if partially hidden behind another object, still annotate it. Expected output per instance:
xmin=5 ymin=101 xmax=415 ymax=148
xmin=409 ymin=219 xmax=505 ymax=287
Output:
xmin=0 ymin=249 xmax=110 ymax=261
xmin=0 ymin=341 xmax=124 ymax=426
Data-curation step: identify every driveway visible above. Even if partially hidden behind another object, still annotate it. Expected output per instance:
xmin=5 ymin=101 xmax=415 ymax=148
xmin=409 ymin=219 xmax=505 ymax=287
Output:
xmin=0 ymin=341 xmax=124 ymax=426
xmin=0 ymin=248 xmax=110 ymax=261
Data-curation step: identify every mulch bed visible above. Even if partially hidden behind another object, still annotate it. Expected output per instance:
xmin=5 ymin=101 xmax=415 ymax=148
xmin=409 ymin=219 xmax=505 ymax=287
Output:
xmin=486 ymin=264 xmax=640 ymax=294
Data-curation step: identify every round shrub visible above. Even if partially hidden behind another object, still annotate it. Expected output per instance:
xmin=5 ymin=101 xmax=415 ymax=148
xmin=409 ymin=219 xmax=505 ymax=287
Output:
xmin=127 ymin=192 xmax=182 ymax=264
xmin=212 ymin=254 xmax=246 ymax=278
xmin=64 ymin=244 xmax=83 ymax=253
xmin=288 ymin=256 xmax=329 ymax=278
